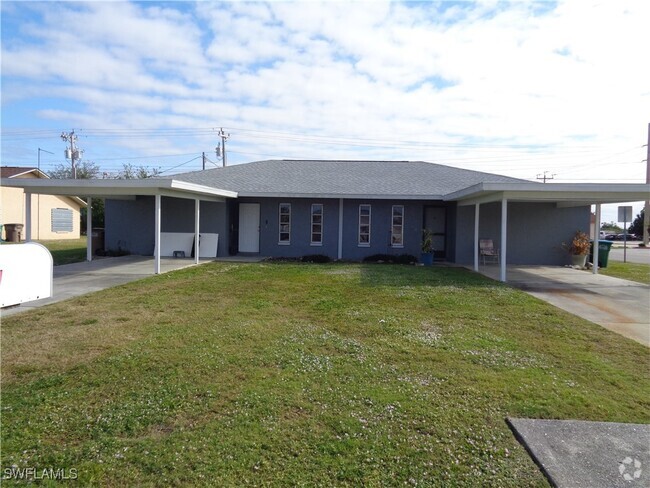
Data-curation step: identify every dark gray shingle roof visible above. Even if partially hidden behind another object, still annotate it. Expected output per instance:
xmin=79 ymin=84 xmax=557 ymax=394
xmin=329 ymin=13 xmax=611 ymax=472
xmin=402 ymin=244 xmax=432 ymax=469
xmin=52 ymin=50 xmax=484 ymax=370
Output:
xmin=169 ymin=160 xmax=525 ymax=198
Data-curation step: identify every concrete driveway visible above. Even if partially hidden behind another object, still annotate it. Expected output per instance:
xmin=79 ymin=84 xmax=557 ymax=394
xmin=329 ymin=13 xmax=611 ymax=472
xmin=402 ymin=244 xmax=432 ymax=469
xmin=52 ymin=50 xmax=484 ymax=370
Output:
xmin=475 ymin=265 xmax=650 ymax=347
xmin=1 ymin=255 xmax=209 ymax=318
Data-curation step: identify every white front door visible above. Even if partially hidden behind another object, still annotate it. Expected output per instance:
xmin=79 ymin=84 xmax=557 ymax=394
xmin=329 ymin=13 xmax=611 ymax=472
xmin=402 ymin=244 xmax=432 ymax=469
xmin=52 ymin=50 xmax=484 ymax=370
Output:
xmin=238 ymin=203 xmax=260 ymax=253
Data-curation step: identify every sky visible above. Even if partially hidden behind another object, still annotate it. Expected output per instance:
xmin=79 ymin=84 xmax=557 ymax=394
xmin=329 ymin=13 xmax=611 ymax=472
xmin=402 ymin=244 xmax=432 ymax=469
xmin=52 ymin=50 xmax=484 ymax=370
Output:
xmin=1 ymin=0 xmax=649 ymax=224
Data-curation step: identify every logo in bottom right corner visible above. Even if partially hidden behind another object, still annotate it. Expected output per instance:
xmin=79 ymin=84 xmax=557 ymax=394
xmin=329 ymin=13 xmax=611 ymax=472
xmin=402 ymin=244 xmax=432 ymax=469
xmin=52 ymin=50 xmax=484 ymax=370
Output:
xmin=619 ymin=457 xmax=642 ymax=482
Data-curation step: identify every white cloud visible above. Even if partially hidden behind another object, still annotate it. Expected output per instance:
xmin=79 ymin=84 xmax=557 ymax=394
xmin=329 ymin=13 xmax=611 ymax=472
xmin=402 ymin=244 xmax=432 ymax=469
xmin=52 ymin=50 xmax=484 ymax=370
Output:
xmin=1 ymin=0 xmax=648 ymax=189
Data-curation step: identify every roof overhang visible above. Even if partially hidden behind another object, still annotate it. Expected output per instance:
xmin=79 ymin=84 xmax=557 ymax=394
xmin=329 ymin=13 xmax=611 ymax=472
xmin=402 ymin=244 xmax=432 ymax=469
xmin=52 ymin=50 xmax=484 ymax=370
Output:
xmin=237 ymin=192 xmax=445 ymax=200
xmin=0 ymin=178 xmax=238 ymax=202
xmin=445 ymin=182 xmax=650 ymax=207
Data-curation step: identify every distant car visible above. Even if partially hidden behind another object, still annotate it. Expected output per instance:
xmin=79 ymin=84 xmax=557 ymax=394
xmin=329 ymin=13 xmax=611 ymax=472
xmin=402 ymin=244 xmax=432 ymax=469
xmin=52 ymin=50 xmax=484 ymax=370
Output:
xmin=604 ymin=234 xmax=618 ymax=240
xmin=615 ymin=233 xmax=637 ymax=241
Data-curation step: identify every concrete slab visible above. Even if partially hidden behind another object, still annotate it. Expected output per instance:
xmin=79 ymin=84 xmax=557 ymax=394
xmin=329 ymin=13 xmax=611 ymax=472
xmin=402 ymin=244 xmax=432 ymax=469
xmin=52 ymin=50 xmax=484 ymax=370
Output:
xmin=508 ymin=418 xmax=650 ymax=488
xmin=1 ymin=256 xmax=211 ymax=318
xmin=473 ymin=265 xmax=650 ymax=347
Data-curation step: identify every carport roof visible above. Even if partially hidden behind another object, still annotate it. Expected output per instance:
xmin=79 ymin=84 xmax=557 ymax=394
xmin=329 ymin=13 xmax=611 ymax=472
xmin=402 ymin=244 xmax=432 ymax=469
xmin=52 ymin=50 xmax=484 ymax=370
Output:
xmin=0 ymin=178 xmax=238 ymax=201
xmin=445 ymin=181 xmax=650 ymax=206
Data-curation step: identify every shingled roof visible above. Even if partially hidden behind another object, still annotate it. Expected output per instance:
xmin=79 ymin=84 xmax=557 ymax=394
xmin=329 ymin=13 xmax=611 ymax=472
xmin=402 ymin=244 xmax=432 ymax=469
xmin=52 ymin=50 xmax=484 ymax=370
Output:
xmin=169 ymin=160 xmax=525 ymax=199
xmin=1 ymin=166 xmax=41 ymax=178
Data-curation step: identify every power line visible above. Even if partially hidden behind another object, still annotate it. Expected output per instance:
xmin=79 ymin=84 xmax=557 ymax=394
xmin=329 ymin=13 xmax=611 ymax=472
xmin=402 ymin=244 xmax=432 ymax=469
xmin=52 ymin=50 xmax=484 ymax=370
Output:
xmin=158 ymin=155 xmax=202 ymax=175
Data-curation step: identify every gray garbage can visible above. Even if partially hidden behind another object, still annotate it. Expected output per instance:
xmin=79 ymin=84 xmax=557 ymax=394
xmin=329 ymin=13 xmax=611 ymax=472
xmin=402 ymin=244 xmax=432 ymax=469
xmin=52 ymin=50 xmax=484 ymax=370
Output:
xmin=5 ymin=223 xmax=24 ymax=242
xmin=91 ymin=228 xmax=105 ymax=254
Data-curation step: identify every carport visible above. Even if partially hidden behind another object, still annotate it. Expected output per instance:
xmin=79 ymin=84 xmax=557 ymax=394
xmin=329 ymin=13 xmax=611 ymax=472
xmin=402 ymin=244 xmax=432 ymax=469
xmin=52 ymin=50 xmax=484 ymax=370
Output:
xmin=445 ymin=182 xmax=650 ymax=282
xmin=0 ymin=178 xmax=237 ymax=274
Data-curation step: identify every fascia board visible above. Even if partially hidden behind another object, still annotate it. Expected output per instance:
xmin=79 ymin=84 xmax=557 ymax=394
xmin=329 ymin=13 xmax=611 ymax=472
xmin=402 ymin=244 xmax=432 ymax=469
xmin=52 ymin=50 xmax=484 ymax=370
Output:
xmin=236 ymin=192 xmax=445 ymax=200
xmin=446 ymin=182 xmax=650 ymax=204
xmin=0 ymin=178 xmax=237 ymax=200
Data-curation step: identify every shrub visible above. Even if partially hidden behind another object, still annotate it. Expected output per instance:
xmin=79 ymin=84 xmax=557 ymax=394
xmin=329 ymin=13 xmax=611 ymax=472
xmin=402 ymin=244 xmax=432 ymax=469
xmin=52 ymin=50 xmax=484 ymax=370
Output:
xmin=301 ymin=254 xmax=332 ymax=263
xmin=362 ymin=254 xmax=417 ymax=264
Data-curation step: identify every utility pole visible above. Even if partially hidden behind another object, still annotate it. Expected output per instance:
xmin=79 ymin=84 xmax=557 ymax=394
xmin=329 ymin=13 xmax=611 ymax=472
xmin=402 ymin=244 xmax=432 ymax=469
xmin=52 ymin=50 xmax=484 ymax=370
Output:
xmin=536 ymin=171 xmax=555 ymax=183
xmin=60 ymin=130 xmax=82 ymax=179
xmin=217 ymin=127 xmax=230 ymax=167
xmin=202 ymin=152 xmax=206 ymax=170
xmin=640 ymin=123 xmax=650 ymax=247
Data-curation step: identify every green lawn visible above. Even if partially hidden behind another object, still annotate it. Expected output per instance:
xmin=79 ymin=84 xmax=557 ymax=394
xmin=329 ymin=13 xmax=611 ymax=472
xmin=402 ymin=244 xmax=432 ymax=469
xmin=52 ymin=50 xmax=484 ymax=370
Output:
xmin=599 ymin=261 xmax=650 ymax=285
xmin=1 ymin=263 xmax=648 ymax=486
xmin=37 ymin=237 xmax=87 ymax=266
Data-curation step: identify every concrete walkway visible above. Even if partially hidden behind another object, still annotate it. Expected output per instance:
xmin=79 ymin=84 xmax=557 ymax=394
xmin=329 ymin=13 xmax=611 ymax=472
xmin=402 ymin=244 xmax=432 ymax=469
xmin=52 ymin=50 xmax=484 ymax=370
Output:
xmin=474 ymin=265 xmax=650 ymax=347
xmin=1 ymin=256 xmax=212 ymax=318
xmin=508 ymin=418 xmax=650 ymax=488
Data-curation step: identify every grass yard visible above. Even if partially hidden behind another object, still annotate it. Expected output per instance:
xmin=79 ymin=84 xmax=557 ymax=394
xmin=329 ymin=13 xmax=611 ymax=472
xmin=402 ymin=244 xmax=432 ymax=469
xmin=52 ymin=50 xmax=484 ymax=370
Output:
xmin=1 ymin=263 xmax=648 ymax=486
xmin=37 ymin=237 xmax=88 ymax=266
xmin=599 ymin=261 xmax=650 ymax=285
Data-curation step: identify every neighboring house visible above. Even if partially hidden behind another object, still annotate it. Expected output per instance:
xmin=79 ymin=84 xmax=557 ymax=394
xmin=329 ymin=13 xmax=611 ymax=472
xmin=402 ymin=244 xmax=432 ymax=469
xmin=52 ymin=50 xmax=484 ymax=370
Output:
xmin=0 ymin=166 xmax=85 ymax=240
xmin=102 ymin=160 xmax=590 ymax=265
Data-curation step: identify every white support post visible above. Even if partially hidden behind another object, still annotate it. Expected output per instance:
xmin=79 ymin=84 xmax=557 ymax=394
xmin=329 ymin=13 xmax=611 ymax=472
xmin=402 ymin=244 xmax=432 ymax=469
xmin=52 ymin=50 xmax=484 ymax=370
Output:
xmin=474 ymin=203 xmax=480 ymax=271
xmin=593 ymin=204 xmax=601 ymax=275
xmin=338 ymin=198 xmax=344 ymax=260
xmin=500 ymin=198 xmax=508 ymax=282
xmin=154 ymin=194 xmax=161 ymax=274
xmin=25 ymin=192 xmax=32 ymax=241
xmin=87 ymin=197 xmax=93 ymax=262
xmin=194 ymin=198 xmax=200 ymax=265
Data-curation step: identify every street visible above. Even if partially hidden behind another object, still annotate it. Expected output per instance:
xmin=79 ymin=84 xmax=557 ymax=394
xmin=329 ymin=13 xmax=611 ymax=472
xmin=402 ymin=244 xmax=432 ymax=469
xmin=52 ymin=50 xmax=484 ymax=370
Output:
xmin=608 ymin=243 xmax=650 ymax=264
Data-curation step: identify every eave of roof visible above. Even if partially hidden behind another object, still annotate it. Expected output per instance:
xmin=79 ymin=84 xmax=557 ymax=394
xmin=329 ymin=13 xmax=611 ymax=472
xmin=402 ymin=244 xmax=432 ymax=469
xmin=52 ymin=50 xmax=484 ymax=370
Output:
xmin=445 ymin=182 xmax=650 ymax=205
xmin=0 ymin=178 xmax=238 ymax=202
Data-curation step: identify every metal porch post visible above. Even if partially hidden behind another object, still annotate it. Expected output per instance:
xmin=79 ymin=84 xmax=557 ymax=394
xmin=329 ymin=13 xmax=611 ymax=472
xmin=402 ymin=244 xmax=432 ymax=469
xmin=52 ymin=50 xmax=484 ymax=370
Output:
xmin=500 ymin=199 xmax=507 ymax=282
xmin=338 ymin=198 xmax=344 ymax=260
xmin=474 ymin=203 xmax=480 ymax=272
xmin=154 ymin=194 xmax=161 ymax=274
xmin=194 ymin=198 xmax=200 ymax=265
xmin=87 ymin=197 xmax=93 ymax=261
xmin=25 ymin=192 xmax=32 ymax=241
xmin=593 ymin=203 xmax=601 ymax=274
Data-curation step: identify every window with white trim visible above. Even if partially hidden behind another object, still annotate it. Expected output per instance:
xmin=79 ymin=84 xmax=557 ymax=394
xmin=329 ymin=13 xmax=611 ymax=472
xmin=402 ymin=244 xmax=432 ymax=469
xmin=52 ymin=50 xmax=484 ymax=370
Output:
xmin=391 ymin=205 xmax=404 ymax=247
xmin=279 ymin=203 xmax=291 ymax=244
xmin=358 ymin=204 xmax=371 ymax=246
xmin=311 ymin=203 xmax=323 ymax=245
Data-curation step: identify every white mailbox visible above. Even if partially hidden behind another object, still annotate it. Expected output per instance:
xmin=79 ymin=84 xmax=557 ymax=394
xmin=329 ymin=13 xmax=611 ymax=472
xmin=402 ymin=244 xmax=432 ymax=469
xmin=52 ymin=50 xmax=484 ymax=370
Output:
xmin=0 ymin=243 xmax=53 ymax=308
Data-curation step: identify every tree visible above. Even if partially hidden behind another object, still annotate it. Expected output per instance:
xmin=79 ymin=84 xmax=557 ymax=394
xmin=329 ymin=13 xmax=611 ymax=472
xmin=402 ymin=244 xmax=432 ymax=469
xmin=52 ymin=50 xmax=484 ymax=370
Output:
xmin=600 ymin=221 xmax=622 ymax=234
xmin=115 ymin=163 xmax=161 ymax=179
xmin=629 ymin=209 xmax=645 ymax=237
xmin=48 ymin=160 xmax=100 ymax=179
xmin=48 ymin=161 xmax=103 ymax=230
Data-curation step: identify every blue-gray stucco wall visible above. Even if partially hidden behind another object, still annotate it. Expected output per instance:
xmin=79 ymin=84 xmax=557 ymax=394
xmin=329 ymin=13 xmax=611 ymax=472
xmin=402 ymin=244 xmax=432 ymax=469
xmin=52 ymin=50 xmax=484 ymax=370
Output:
xmin=104 ymin=196 xmax=229 ymax=256
xmin=454 ymin=202 xmax=591 ymax=265
xmin=105 ymin=196 xmax=588 ymax=265
xmin=240 ymin=198 xmax=449 ymax=260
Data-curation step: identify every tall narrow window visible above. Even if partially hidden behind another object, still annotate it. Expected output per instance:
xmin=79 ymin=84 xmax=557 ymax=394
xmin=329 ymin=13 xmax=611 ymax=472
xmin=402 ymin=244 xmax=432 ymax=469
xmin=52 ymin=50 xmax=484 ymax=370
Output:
xmin=358 ymin=204 xmax=371 ymax=246
xmin=279 ymin=203 xmax=291 ymax=244
xmin=311 ymin=204 xmax=323 ymax=245
xmin=391 ymin=205 xmax=404 ymax=247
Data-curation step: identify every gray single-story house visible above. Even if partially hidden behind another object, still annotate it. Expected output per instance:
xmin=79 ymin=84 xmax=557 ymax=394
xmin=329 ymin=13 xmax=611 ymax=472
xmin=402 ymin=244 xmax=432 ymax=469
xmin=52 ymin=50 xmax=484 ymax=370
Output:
xmin=4 ymin=159 xmax=649 ymax=281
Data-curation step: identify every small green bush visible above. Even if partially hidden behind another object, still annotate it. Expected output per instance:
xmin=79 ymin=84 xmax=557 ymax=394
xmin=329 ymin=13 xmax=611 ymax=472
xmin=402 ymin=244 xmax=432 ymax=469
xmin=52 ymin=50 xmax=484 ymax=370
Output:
xmin=301 ymin=254 xmax=332 ymax=263
xmin=362 ymin=254 xmax=417 ymax=264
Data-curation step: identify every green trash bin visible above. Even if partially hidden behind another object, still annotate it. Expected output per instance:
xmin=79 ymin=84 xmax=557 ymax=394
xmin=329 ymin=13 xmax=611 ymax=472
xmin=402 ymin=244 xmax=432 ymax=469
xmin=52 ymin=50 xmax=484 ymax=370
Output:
xmin=589 ymin=240 xmax=613 ymax=268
